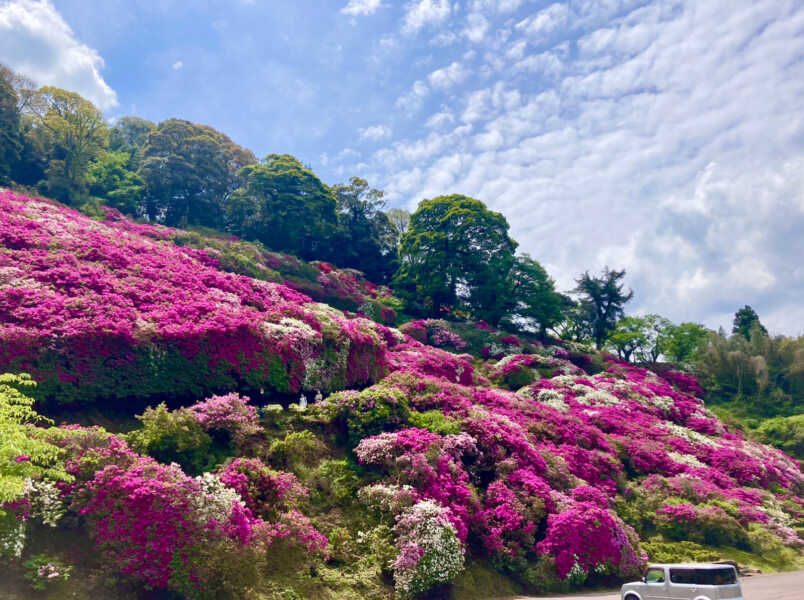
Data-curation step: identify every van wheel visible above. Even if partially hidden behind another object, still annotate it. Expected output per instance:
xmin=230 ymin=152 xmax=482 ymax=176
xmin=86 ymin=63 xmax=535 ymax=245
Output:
xmin=625 ymin=594 xmax=639 ymax=600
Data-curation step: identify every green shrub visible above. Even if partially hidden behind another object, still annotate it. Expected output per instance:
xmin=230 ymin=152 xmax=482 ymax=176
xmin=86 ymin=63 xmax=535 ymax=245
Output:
xmin=126 ymin=403 xmax=219 ymax=475
xmin=408 ymin=410 xmax=461 ymax=435
xmin=322 ymin=386 xmax=411 ymax=448
xmin=309 ymin=459 xmax=361 ymax=506
xmin=23 ymin=553 xmax=72 ymax=591
xmin=756 ymin=414 xmax=804 ymax=460
xmin=268 ymin=430 xmax=324 ymax=472
xmin=168 ymin=539 xmax=265 ymax=600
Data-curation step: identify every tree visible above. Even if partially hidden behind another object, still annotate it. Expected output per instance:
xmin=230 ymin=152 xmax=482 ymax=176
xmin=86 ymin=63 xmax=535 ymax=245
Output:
xmin=108 ymin=116 xmax=155 ymax=171
xmin=393 ymin=195 xmax=517 ymax=321
xmin=227 ymin=154 xmax=337 ymax=259
xmin=607 ymin=314 xmax=672 ymax=362
xmin=572 ymin=267 xmax=634 ymax=349
xmin=139 ymin=119 xmax=255 ymax=227
xmin=24 ymin=86 xmax=108 ymax=205
xmin=0 ymin=67 xmax=22 ymax=185
xmin=732 ymin=305 xmax=767 ymax=341
xmin=386 ymin=208 xmax=411 ymax=237
xmin=662 ymin=322 xmax=710 ymax=365
xmin=330 ymin=177 xmax=398 ymax=283
xmin=502 ymin=254 xmax=564 ymax=337
xmin=88 ymin=150 xmax=145 ymax=215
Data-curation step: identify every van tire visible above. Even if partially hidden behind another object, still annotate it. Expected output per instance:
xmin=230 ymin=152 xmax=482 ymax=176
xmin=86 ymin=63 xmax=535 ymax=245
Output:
xmin=625 ymin=594 xmax=640 ymax=600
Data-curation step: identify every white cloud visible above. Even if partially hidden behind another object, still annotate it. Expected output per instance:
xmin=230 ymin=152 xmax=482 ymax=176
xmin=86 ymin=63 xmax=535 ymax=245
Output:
xmin=515 ymin=3 xmax=568 ymax=38
xmin=172 ymin=61 xmax=183 ymax=70
xmin=357 ymin=0 xmax=804 ymax=333
xmin=463 ymin=13 xmax=489 ymax=42
xmin=428 ymin=61 xmax=469 ymax=90
xmin=402 ymin=0 xmax=451 ymax=34
xmin=0 ymin=0 xmax=118 ymax=110
xmin=341 ymin=0 xmax=382 ymax=16
xmin=395 ymin=79 xmax=429 ymax=112
xmin=359 ymin=124 xmax=392 ymax=141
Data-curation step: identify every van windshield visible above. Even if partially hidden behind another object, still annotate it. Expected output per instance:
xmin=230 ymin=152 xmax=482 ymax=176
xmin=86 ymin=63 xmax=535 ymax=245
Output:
xmin=669 ymin=568 xmax=737 ymax=586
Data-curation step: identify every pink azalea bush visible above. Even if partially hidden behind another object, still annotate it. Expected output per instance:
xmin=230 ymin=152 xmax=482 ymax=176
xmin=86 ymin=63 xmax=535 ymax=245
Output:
xmin=0 ymin=191 xmax=392 ymax=404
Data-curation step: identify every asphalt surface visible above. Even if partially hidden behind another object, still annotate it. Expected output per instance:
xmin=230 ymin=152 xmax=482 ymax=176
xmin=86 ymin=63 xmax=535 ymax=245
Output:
xmin=506 ymin=570 xmax=804 ymax=600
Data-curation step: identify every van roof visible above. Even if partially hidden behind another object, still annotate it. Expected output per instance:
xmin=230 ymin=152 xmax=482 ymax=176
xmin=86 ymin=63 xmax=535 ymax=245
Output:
xmin=648 ymin=564 xmax=735 ymax=570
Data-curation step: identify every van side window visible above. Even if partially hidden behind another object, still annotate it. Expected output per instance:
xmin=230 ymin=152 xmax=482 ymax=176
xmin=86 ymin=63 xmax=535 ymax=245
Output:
xmin=696 ymin=568 xmax=737 ymax=586
xmin=669 ymin=569 xmax=696 ymax=584
xmin=645 ymin=569 xmax=665 ymax=583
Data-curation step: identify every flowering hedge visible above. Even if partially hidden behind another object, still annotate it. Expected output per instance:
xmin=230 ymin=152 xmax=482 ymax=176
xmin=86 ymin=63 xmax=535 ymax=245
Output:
xmin=0 ymin=192 xmax=393 ymax=404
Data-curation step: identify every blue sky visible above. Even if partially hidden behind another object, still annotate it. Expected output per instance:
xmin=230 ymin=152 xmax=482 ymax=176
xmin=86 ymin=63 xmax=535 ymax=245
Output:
xmin=2 ymin=0 xmax=804 ymax=335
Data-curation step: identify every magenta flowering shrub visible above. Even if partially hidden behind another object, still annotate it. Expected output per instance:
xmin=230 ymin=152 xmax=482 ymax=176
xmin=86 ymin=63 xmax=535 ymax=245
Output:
xmin=187 ymin=393 xmax=262 ymax=445
xmin=217 ymin=458 xmax=307 ymax=521
xmin=79 ymin=457 xmax=258 ymax=588
xmin=537 ymin=502 xmax=645 ymax=580
xmin=0 ymin=192 xmax=392 ymax=404
xmin=399 ymin=320 xmax=468 ymax=350
xmin=655 ymin=502 xmax=749 ymax=548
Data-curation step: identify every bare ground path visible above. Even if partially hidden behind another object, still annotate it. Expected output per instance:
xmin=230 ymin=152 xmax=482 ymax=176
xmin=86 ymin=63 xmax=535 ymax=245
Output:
xmin=503 ymin=570 xmax=804 ymax=600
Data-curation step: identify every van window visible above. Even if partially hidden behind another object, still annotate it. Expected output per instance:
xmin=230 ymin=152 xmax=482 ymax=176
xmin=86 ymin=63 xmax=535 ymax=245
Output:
xmin=669 ymin=569 xmax=696 ymax=584
xmin=645 ymin=569 xmax=665 ymax=583
xmin=695 ymin=568 xmax=737 ymax=586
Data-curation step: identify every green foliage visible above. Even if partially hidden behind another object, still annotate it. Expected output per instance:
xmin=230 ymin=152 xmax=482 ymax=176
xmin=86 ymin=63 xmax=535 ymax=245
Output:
xmin=268 ymin=430 xmax=325 ymax=473
xmin=25 ymin=86 xmax=108 ymax=205
xmin=756 ymin=414 xmax=804 ymax=459
xmin=309 ymin=459 xmax=361 ymax=506
xmin=108 ymin=116 xmax=155 ymax=171
xmin=87 ymin=150 xmax=144 ymax=215
xmin=23 ymin=553 xmax=72 ymax=591
xmin=662 ymin=322 xmax=710 ymax=365
xmin=138 ymin=118 xmax=256 ymax=227
xmin=732 ymin=305 xmax=767 ymax=341
xmin=393 ymin=194 xmax=517 ymax=323
xmin=0 ymin=374 xmax=70 ymax=504
xmin=0 ymin=65 xmax=23 ymax=185
xmin=408 ymin=410 xmax=461 ymax=435
xmin=572 ymin=267 xmax=634 ymax=349
xmin=502 ymin=254 xmax=564 ymax=337
xmin=168 ymin=540 xmax=264 ymax=600
xmin=323 ymin=387 xmax=411 ymax=448
xmin=330 ymin=176 xmax=399 ymax=284
xmin=228 ymin=154 xmax=336 ymax=260
xmin=126 ymin=403 xmax=219 ymax=475
xmin=695 ymin=329 xmax=803 ymax=418
xmin=607 ymin=314 xmax=672 ymax=363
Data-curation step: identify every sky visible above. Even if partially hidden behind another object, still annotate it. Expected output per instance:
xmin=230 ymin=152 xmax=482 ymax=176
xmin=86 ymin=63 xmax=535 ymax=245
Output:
xmin=1 ymin=0 xmax=803 ymax=335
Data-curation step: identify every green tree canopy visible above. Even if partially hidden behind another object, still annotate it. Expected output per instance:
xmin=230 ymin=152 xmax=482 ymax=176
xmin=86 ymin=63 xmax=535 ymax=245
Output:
xmin=501 ymin=254 xmax=564 ymax=337
xmin=393 ymin=194 xmax=517 ymax=322
xmin=607 ymin=314 xmax=672 ymax=362
xmin=330 ymin=177 xmax=398 ymax=283
xmin=0 ymin=66 xmax=23 ymax=185
xmin=227 ymin=154 xmax=337 ymax=260
xmin=24 ymin=86 xmax=108 ymax=205
xmin=109 ymin=116 xmax=155 ymax=171
xmin=139 ymin=119 xmax=256 ymax=227
xmin=88 ymin=150 xmax=145 ymax=215
xmin=732 ymin=305 xmax=768 ymax=340
xmin=573 ymin=267 xmax=634 ymax=349
xmin=662 ymin=321 xmax=710 ymax=365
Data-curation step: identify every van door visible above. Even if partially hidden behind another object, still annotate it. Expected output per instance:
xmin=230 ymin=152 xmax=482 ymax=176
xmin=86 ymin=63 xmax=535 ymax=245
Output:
xmin=643 ymin=567 xmax=672 ymax=600
xmin=695 ymin=566 xmax=741 ymax=599
xmin=668 ymin=568 xmax=698 ymax=600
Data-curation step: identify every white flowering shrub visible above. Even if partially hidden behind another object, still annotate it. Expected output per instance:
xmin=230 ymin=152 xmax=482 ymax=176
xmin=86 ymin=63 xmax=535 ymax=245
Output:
xmin=192 ymin=472 xmax=247 ymax=527
xmin=392 ymin=500 xmax=465 ymax=597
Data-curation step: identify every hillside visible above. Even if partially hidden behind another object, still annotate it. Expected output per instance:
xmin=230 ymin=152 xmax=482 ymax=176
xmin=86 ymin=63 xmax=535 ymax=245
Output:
xmin=0 ymin=191 xmax=802 ymax=599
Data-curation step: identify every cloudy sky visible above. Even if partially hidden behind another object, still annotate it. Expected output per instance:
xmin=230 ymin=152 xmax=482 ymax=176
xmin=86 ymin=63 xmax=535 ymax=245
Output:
xmin=2 ymin=0 xmax=803 ymax=335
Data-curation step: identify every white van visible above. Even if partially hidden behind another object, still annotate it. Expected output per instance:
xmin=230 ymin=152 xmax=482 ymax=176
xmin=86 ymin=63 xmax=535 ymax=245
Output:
xmin=621 ymin=564 xmax=743 ymax=600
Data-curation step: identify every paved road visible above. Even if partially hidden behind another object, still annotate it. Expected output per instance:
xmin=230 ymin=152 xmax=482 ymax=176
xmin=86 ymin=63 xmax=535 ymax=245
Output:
xmin=506 ymin=570 xmax=804 ymax=600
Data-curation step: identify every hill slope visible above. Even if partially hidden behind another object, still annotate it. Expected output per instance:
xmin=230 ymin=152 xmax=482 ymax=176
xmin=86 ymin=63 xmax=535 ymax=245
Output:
xmin=0 ymin=191 xmax=801 ymax=599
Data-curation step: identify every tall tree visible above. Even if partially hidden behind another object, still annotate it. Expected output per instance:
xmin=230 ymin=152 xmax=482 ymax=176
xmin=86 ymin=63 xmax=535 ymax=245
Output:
xmin=330 ymin=177 xmax=397 ymax=282
xmin=607 ymin=314 xmax=672 ymax=362
xmin=732 ymin=305 xmax=768 ymax=341
xmin=0 ymin=67 xmax=22 ymax=185
xmin=393 ymin=195 xmax=517 ymax=320
xmin=108 ymin=116 xmax=155 ymax=171
xmin=386 ymin=208 xmax=410 ymax=238
xmin=503 ymin=254 xmax=564 ymax=337
xmin=662 ymin=321 xmax=710 ymax=365
xmin=227 ymin=154 xmax=337 ymax=260
xmin=573 ymin=267 xmax=634 ymax=349
xmin=25 ymin=86 xmax=108 ymax=204
xmin=88 ymin=150 xmax=145 ymax=215
xmin=138 ymin=119 xmax=255 ymax=227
